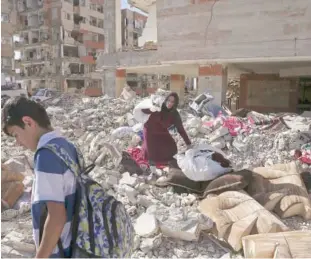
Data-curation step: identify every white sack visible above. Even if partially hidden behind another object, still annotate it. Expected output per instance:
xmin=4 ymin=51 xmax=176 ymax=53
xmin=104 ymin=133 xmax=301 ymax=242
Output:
xmin=175 ymin=144 xmax=231 ymax=182
xmin=133 ymin=98 xmax=153 ymax=124
xmin=111 ymin=126 xmax=134 ymax=139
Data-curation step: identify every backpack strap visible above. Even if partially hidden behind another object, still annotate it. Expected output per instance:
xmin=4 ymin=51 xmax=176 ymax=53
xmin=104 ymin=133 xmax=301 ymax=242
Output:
xmin=37 ymin=143 xmax=82 ymax=177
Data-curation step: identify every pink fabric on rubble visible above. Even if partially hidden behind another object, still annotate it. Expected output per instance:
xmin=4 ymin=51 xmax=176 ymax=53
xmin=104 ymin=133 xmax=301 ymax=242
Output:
xmin=203 ymin=116 xmax=251 ymax=136
xmin=222 ymin=116 xmax=251 ymax=136
xmin=127 ymin=147 xmax=167 ymax=169
xmin=296 ymin=143 xmax=311 ymax=165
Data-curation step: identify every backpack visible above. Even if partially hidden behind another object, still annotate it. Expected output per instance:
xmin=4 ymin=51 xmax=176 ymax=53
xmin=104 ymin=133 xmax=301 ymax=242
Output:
xmin=38 ymin=143 xmax=135 ymax=258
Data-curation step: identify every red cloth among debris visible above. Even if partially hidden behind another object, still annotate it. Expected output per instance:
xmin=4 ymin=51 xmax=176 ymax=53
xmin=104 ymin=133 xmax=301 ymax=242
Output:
xmin=203 ymin=116 xmax=251 ymax=137
xmin=127 ymin=147 xmax=167 ymax=169
xmin=295 ymin=143 xmax=311 ymax=165
xmin=222 ymin=116 xmax=251 ymax=136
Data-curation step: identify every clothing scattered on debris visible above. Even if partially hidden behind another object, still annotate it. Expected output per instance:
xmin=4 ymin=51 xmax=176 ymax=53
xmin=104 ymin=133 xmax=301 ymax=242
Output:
xmin=1 ymin=89 xmax=311 ymax=258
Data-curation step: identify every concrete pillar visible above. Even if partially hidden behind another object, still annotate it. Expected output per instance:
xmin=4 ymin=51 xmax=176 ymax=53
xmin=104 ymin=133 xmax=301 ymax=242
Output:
xmin=115 ymin=69 xmax=126 ymax=97
xmin=198 ymin=64 xmax=228 ymax=106
xmin=102 ymin=69 xmax=115 ymax=97
xmin=170 ymin=74 xmax=185 ymax=105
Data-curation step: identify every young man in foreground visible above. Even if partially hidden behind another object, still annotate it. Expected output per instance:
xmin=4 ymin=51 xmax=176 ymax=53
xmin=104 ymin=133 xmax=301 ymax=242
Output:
xmin=2 ymin=97 xmax=76 ymax=258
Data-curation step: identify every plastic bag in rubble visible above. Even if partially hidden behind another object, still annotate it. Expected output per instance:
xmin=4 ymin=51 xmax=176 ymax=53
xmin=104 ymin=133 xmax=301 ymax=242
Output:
xmin=175 ymin=144 xmax=231 ymax=181
xmin=111 ymin=126 xmax=134 ymax=139
xmin=133 ymin=98 xmax=153 ymax=123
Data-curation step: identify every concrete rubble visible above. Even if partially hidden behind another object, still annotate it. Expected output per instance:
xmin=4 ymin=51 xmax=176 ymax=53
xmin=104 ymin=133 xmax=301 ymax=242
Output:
xmin=1 ymin=92 xmax=311 ymax=258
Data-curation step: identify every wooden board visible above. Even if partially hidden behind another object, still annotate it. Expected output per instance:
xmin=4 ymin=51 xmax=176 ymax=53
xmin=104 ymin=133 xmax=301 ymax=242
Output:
xmin=242 ymin=231 xmax=311 ymax=258
xmin=248 ymin=162 xmax=311 ymax=220
xmin=198 ymin=191 xmax=289 ymax=251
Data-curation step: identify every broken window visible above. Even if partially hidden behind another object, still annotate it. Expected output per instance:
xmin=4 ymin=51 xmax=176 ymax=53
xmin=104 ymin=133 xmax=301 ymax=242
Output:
xmin=98 ymin=19 xmax=103 ymax=28
xmin=1 ymin=13 xmax=9 ymax=23
xmin=63 ymin=46 xmax=79 ymax=57
xmin=90 ymin=4 xmax=96 ymax=11
xmin=91 ymin=33 xmax=98 ymax=42
xmin=66 ymin=13 xmax=71 ymax=20
xmin=90 ymin=16 xmax=96 ymax=26
xmin=97 ymin=5 xmax=103 ymax=13
xmin=98 ymin=34 xmax=104 ymax=41
xmin=73 ymin=14 xmax=83 ymax=25
xmin=80 ymin=64 xmax=84 ymax=73
xmin=71 ymin=31 xmax=83 ymax=43
xmin=73 ymin=0 xmax=79 ymax=6
xmin=88 ymin=64 xmax=96 ymax=72
xmin=69 ymin=63 xmax=80 ymax=74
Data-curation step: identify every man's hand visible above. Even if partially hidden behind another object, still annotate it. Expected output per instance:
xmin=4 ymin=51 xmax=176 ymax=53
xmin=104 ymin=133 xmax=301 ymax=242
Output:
xmin=35 ymin=202 xmax=66 ymax=258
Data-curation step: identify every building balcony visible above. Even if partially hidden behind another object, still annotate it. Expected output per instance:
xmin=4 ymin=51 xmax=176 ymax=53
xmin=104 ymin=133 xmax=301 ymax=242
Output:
xmin=63 ymin=37 xmax=81 ymax=46
xmin=21 ymin=56 xmax=48 ymax=63
xmin=14 ymin=37 xmax=49 ymax=49
xmin=80 ymin=56 xmax=96 ymax=64
xmin=18 ymin=70 xmax=54 ymax=79
xmin=1 ymin=63 xmax=13 ymax=70
xmin=96 ymin=49 xmax=158 ymax=70
xmin=84 ymin=40 xmax=104 ymax=49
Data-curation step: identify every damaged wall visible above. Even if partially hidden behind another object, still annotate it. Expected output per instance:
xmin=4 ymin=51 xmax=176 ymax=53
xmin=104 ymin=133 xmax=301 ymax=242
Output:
xmin=239 ymin=74 xmax=299 ymax=113
xmin=138 ymin=3 xmax=157 ymax=47
xmin=156 ymin=0 xmax=311 ymax=60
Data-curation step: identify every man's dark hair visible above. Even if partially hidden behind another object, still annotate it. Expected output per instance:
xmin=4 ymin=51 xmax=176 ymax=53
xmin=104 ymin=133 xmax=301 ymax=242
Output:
xmin=2 ymin=96 xmax=51 ymax=135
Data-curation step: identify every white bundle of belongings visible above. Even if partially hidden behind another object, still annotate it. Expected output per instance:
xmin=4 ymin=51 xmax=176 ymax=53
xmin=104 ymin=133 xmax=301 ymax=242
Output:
xmin=133 ymin=89 xmax=170 ymax=123
xmin=175 ymin=144 xmax=232 ymax=181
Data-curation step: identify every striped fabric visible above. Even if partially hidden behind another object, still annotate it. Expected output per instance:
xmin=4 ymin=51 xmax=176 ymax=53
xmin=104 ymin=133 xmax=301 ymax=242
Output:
xmin=32 ymin=131 xmax=77 ymax=258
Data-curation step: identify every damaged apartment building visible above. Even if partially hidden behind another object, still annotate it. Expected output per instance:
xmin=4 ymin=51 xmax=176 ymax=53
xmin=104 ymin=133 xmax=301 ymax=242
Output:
xmin=1 ymin=0 xmax=17 ymax=85
xmin=15 ymin=0 xmax=105 ymax=96
xmin=121 ymin=7 xmax=170 ymax=94
xmin=98 ymin=0 xmax=311 ymax=111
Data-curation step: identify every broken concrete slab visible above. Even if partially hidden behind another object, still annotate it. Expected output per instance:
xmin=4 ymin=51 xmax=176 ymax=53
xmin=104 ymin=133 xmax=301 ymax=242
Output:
xmin=119 ymin=172 xmax=138 ymax=187
xmin=134 ymin=213 xmax=159 ymax=237
xmin=3 ymin=158 xmax=26 ymax=174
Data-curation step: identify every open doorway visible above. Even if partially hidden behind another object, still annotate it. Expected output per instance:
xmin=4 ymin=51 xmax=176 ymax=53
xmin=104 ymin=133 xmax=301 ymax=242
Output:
xmin=298 ymin=77 xmax=311 ymax=112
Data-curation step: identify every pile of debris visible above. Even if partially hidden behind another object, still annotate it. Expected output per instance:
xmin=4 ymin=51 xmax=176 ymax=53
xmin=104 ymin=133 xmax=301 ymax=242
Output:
xmin=1 ymin=90 xmax=311 ymax=258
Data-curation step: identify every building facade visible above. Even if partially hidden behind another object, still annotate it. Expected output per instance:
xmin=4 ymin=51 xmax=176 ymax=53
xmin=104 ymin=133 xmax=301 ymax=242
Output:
xmin=98 ymin=0 xmax=311 ymax=111
xmin=14 ymin=0 xmax=105 ymax=96
xmin=1 ymin=0 xmax=17 ymax=85
xmin=121 ymin=8 xmax=146 ymax=49
xmin=121 ymin=8 xmax=170 ymax=94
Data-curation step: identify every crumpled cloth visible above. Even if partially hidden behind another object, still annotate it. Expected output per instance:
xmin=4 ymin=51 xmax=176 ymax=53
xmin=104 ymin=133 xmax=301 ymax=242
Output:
xmin=127 ymin=147 xmax=167 ymax=169
xmin=295 ymin=143 xmax=311 ymax=165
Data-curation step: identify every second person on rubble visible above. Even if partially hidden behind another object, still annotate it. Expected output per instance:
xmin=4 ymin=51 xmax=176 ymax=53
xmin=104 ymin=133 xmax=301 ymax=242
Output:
xmin=141 ymin=92 xmax=191 ymax=179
